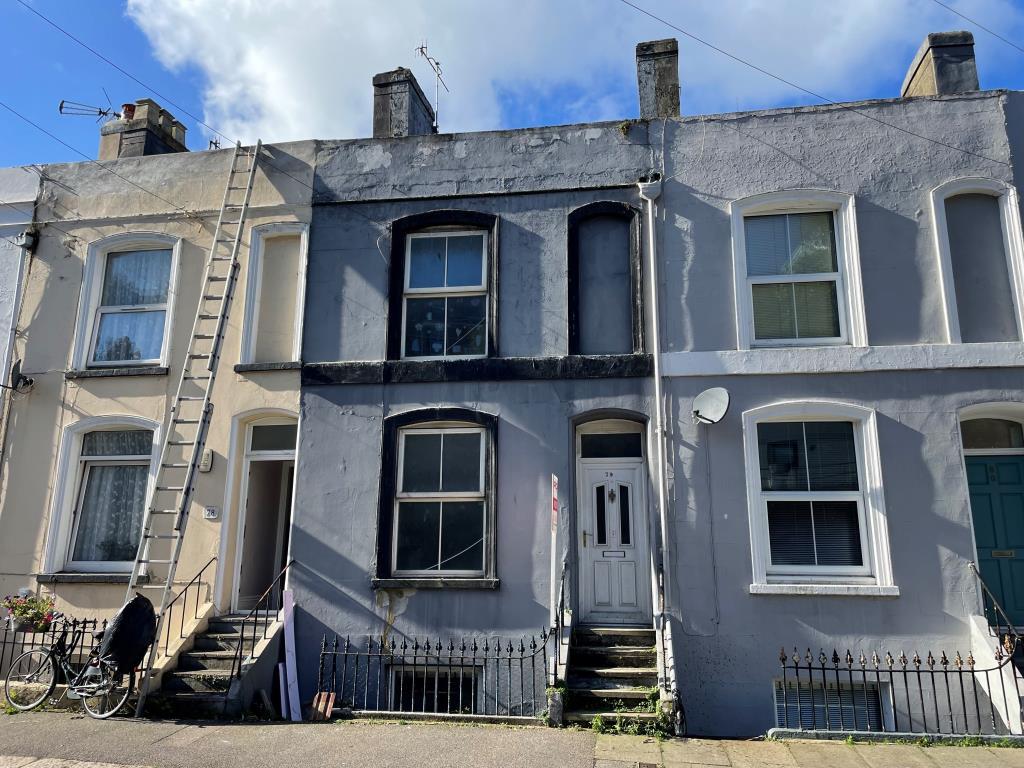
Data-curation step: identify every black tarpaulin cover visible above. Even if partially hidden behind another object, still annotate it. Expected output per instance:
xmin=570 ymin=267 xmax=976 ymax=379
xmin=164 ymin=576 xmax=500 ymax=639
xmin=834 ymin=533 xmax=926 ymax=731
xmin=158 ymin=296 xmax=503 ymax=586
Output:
xmin=98 ymin=594 xmax=156 ymax=673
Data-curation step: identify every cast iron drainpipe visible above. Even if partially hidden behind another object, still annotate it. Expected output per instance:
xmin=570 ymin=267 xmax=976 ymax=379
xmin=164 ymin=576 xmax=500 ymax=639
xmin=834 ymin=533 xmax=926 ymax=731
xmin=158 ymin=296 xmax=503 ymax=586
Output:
xmin=638 ymin=176 xmax=675 ymax=679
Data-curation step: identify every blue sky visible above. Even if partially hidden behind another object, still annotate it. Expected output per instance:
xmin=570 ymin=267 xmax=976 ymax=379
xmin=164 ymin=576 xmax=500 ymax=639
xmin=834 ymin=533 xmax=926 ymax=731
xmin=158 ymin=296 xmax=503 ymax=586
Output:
xmin=2 ymin=0 xmax=1024 ymax=169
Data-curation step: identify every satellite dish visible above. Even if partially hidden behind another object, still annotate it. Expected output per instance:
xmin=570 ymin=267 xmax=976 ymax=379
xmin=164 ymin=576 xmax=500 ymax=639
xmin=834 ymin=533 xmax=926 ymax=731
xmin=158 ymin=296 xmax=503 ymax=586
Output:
xmin=692 ymin=387 xmax=730 ymax=425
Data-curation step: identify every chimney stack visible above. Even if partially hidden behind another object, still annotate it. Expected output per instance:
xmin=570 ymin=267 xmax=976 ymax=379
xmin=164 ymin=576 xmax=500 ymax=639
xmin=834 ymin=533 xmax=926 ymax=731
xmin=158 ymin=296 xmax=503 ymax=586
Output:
xmin=636 ymin=39 xmax=680 ymax=119
xmin=98 ymin=99 xmax=188 ymax=160
xmin=901 ymin=31 xmax=979 ymax=98
xmin=372 ymin=67 xmax=437 ymax=139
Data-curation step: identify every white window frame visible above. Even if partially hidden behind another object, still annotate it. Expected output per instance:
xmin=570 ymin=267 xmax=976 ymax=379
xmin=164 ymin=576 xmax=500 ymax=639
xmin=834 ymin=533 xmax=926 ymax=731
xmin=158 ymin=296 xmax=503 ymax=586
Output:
xmin=392 ymin=424 xmax=487 ymax=577
xmin=43 ymin=415 xmax=160 ymax=574
xmin=929 ymin=178 xmax=1024 ymax=345
xmin=742 ymin=401 xmax=896 ymax=596
xmin=400 ymin=230 xmax=489 ymax=360
xmin=72 ymin=232 xmax=181 ymax=369
xmin=729 ymin=190 xmax=867 ymax=350
xmin=240 ymin=222 xmax=309 ymax=364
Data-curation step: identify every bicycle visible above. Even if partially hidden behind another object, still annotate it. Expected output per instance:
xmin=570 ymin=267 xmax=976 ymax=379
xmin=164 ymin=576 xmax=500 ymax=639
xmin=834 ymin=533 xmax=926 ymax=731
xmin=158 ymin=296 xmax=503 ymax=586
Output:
xmin=3 ymin=613 xmax=135 ymax=719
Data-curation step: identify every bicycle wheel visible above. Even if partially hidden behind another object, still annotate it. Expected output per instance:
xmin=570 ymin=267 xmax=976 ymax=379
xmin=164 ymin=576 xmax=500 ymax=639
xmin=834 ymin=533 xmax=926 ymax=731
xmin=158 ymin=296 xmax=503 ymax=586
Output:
xmin=80 ymin=660 xmax=134 ymax=719
xmin=4 ymin=649 xmax=57 ymax=711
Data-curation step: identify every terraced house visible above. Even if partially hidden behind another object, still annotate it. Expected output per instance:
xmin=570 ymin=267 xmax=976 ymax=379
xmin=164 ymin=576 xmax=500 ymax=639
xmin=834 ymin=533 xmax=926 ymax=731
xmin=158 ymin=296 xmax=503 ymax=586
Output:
xmin=0 ymin=101 xmax=314 ymax=710
xmin=1 ymin=28 xmax=1023 ymax=739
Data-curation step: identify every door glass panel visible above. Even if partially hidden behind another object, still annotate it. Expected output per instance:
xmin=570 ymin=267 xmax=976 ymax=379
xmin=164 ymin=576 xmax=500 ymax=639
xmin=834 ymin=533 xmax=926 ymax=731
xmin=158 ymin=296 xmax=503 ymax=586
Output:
xmin=595 ymin=485 xmax=607 ymax=546
xmin=580 ymin=433 xmax=642 ymax=458
xmin=619 ymin=484 xmax=631 ymax=546
xmin=962 ymin=419 xmax=1024 ymax=450
xmin=250 ymin=424 xmax=297 ymax=452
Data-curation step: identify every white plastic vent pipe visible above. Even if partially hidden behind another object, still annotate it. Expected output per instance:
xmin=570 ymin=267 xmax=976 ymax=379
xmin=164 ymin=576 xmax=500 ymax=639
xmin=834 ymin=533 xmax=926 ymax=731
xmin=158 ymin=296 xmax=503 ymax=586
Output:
xmin=638 ymin=176 xmax=672 ymax=613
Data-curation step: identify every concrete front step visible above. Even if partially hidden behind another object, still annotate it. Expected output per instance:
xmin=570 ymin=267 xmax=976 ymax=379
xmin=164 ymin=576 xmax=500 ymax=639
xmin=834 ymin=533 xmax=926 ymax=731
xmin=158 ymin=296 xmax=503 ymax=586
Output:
xmin=563 ymin=710 xmax=662 ymax=725
xmin=193 ymin=633 xmax=243 ymax=652
xmin=567 ymin=686 xmax=651 ymax=699
xmin=175 ymin=650 xmax=238 ymax=672
xmin=572 ymin=627 xmax=656 ymax=648
xmin=161 ymin=669 xmax=234 ymax=693
xmin=572 ymin=645 xmax=656 ymax=665
xmin=569 ymin=666 xmax=657 ymax=679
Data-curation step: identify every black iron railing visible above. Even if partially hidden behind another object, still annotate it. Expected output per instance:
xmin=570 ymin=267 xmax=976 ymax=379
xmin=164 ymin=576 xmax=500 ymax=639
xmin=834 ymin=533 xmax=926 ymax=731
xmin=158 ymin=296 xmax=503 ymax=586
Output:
xmin=970 ymin=561 xmax=1022 ymax=650
xmin=318 ymin=630 xmax=551 ymax=719
xmin=1 ymin=617 xmax=105 ymax=678
xmin=552 ymin=562 xmax=568 ymax=683
xmin=154 ymin=556 xmax=217 ymax=659
xmin=226 ymin=560 xmax=293 ymax=687
xmin=776 ymin=644 xmax=1023 ymax=736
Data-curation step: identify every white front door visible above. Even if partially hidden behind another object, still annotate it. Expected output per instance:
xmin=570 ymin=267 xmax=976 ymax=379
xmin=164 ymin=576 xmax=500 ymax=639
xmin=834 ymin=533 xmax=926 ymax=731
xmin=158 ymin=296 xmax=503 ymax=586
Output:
xmin=578 ymin=463 xmax=651 ymax=625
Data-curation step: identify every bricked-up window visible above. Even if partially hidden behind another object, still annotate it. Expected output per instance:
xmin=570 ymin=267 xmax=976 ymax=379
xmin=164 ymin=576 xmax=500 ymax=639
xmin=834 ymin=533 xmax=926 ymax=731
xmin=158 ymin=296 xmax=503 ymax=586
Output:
xmin=567 ymin=201 xmax=643 ymax=356
xmin=402 ymin=232 xmax=488 ymax=358
xmin=757 ymin=421 xmax=867 ymax=574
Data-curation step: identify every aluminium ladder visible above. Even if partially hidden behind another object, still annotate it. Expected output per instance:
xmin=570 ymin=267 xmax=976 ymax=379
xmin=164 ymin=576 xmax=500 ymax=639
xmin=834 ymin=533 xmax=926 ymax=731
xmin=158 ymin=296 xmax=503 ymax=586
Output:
xmin=128 ymin=141 xmax=262 ymax=716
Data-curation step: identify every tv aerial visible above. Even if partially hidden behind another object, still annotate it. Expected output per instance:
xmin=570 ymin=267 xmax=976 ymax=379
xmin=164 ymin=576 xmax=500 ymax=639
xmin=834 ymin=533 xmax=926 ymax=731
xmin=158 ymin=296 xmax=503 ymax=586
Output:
xmin=58 ymin=88 xmax=121 ymax=123
xmin=692 ymin=387 xmax=730 ymax=425
xmin=415 ymin=41 xmax=449 ymax=130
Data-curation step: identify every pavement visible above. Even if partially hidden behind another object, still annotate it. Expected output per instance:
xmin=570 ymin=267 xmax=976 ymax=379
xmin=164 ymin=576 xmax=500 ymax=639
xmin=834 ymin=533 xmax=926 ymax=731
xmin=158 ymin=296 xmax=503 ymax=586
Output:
xmin=2 ymin=713 xmax=1024 ymax=768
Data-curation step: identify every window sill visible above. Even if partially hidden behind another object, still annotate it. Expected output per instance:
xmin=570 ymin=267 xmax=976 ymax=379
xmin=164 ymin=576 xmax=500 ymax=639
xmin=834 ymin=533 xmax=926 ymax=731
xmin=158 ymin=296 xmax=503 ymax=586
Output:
xmin=372 ymin=577 xmax=499 ymax=590
xmin=36 ymin=573 xmax=149 ymax=585
xmin=749 ymin=583 xmax=899 ymax=597
xmin=234 ymin=361 xmax=302 ymax=373
xmin=66 ymin=366 xmax=168 ymax=380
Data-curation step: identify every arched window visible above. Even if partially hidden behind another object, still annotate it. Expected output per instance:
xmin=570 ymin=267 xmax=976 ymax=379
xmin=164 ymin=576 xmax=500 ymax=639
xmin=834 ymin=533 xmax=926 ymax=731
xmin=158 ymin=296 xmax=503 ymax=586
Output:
xmin=931 ymin=178 xmax=1024 ymax=344
xmin=742 ymin=401 xmax=895 ymax=595
xmin=375 ymin=407 xmax=498 ymax=588
xmin=567 ymin=202 xmax=642 ymax=355
xmin=73 ymin=233 xmax=181 ymax=370
xmin=730 ymin=190 xmax=867 ymax=350
xmin=44 ymin=415 xmax=159 ymax=573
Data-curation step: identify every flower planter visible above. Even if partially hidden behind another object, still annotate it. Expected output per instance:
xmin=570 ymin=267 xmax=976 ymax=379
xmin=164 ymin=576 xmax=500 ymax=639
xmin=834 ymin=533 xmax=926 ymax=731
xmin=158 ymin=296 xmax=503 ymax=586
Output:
xmin=8 ymin=618 xmax=50 ymax=633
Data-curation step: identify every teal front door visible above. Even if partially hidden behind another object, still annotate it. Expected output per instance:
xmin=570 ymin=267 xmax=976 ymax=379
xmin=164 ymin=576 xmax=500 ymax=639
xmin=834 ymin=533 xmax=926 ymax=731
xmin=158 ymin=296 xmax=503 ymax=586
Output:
xmin=968 ymin=455 xmax=1024 ymax=625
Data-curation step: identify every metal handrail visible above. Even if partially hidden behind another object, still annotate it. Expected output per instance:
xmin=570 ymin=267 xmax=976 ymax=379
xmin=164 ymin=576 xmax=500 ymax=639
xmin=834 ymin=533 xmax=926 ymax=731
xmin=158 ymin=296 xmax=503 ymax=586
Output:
xmin=969 ymin=561 xmax=1021 ymax=653
xmin=155 ymin=555 xmax=217 ymax=658
xmin=226 ymin=559 xmax=294 ymax=686
xmin=551 ymin=561 xmax=568 ymax=683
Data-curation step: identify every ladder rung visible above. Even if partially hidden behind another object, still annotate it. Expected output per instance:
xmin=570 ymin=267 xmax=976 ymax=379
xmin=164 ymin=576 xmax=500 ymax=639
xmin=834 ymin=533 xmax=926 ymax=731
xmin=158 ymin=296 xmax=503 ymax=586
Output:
xmin=198 ymin=314 xmax=219 ymax=320
xmin=145 ymin=534 xmax=180 ymax=540
xmin=202 ymin=294 xmax=223 ymax=301
xmin=148 ymin=510 xmax=179 ymax=515
xmin=188 ymin=354 xmax=212 ymax=359
xmin=208 ymin=276 xmax=228 ymax=282
xmin=156 ymin=486 xmax=185 ymax=491
xmin=176 ymin=395 xmax=205 ymax=401
xmin=166 ymin=440 xmax=193 ymax=445
xmin=173 ymin=419 xmax=201 ymax=425
xmin=138 ymin=559 xmax=174 ymax=565
xmin=162 ymin=462 xmax=189 ymax=468
xmin=183 ymin=375 xmax=211 ymax=381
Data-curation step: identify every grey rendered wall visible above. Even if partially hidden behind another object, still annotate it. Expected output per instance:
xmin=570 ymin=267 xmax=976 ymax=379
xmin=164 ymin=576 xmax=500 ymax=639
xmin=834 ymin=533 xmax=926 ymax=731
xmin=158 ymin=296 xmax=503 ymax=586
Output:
xmin=653 ymin=93 xmax=1013 ymax=351
xmin=663 ymin=368 xmax=1023 ymax=736
xmin=290 ymin=378 xmax=653 ymax=697
xmin=305 ymin=189 xmax=642 ymax=362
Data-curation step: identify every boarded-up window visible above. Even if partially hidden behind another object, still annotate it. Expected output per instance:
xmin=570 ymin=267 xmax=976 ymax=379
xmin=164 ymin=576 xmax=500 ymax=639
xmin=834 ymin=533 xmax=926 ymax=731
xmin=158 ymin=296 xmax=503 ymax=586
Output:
xmin=251 ymin=234 xmax=301 ymax=362
xmin=946 ymin=194 xmax=1019 ymax=343
xmin=578 ymin=216 xmax=633 ymax=354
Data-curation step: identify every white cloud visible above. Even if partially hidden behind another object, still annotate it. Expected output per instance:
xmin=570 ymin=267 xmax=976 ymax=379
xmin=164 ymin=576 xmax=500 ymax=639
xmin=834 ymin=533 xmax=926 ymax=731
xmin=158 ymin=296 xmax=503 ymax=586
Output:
xmin=125 ymin=0 xmax=1024 ymax=145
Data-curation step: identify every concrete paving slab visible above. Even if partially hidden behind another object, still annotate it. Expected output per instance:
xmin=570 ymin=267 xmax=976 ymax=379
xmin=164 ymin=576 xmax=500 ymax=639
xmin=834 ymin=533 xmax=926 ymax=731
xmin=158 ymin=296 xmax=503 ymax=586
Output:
xmin=853 ymin=743 xmax=936 ymax=768
xmin=787 ymin=740 xmax=869 ymax=768
xmin=925 ymin=745 xmax=1008 ymax=768
xmin=660 ymin=738 xmax=730 ymax=766
xmin=594 ymin=733 xmax=661 ymax=763
xmin=722 ymin=740 xmax=797 ymax=767
xmin=982 ymin=748 xmax=1024 ymax=766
